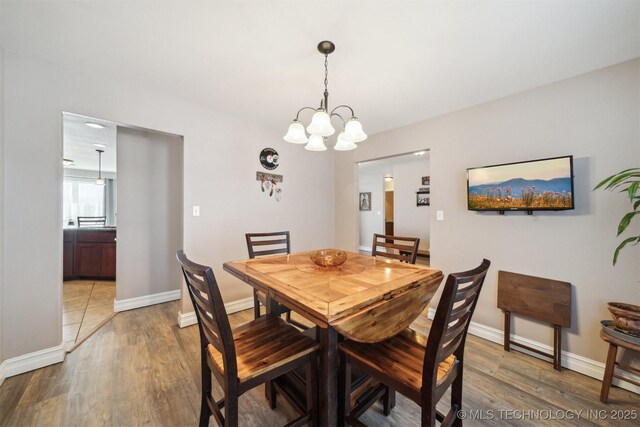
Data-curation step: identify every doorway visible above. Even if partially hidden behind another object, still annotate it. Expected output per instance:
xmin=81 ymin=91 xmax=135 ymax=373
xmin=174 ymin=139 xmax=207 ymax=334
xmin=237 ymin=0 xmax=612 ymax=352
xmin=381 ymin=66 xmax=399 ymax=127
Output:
xmin=61 ymin=112 xmax=184 ymax=351
xmin=62 ymin=112 xmax=118 ymax=350
xmin=357 ymin=151 xmax=430 ymax=264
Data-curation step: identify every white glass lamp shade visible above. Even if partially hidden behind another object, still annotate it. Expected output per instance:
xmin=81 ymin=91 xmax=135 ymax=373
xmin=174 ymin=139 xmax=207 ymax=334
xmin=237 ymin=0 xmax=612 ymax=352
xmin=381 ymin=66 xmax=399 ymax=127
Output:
xmin=334 ymin=132 xmax=357 ymax=151
xmin=344 ymin=117 xmax=367 ymax=143
xmin=304 ymin=134 xmax=327 ymax=151
xmin=306 ymin=110 xmax=335 ymax=137
xmin=283 ymin=120 xmax=308 ymax=144
xmin=95 ymin=178 xmax=105 ymax=186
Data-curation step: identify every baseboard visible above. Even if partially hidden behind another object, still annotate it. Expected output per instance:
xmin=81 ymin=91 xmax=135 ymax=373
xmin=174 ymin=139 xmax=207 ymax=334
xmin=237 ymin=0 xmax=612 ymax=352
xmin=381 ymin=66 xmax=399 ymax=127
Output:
xmin=426 ymin=308 xmax=640 ymax=395
xmin=114 ymin=289 xmax=180 ymax=312
xmin=359 ymin=246 xmax=372 ymax=252
xmin=0 ymin=360 xmax=6 ymax=386
xmin=178 ymin=310 xmax=197 ymax=328
xmin=2 ymin=341 xmax=66 ymax=379
xmin=178 ymin=296 xmax=255 ymax=328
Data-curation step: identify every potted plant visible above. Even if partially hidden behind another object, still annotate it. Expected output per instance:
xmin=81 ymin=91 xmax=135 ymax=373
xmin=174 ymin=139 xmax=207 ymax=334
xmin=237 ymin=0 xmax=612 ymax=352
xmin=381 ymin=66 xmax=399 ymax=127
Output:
xmin=595 ymin=168 xmax=640 ymax=335
xmin=594 ymin=168 xmax=640 ymax=265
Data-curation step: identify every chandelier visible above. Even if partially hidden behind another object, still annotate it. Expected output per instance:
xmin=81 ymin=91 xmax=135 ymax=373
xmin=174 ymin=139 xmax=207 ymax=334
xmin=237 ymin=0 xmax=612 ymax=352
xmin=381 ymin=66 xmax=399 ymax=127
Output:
xmin=95 ymin=149 xmax=105 ymax=185
xmin=283 ymin=41 xmax=367 ymax=151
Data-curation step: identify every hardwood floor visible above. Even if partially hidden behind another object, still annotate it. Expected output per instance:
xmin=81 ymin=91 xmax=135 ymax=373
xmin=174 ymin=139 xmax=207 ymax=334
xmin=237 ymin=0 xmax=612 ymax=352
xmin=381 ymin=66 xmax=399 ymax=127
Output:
xmin=1 ymin=301 xmax=638 ymax=426
xmin=63 ymin=280 xmax=116 ymax=349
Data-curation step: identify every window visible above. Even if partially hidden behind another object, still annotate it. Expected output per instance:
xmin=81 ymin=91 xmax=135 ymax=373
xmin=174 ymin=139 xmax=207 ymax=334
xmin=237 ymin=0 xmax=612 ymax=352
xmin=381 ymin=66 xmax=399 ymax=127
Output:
xmin=63 ymin=177 xmax=105 ymax=225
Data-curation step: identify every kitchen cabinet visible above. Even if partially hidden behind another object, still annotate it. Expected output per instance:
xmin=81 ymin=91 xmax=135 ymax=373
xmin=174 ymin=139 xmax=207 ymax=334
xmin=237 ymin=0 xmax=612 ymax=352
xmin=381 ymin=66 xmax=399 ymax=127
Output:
xmin=64 ymin=228 xmax=116 ymax=280
xmin=63 ymin=229 xmax=75 ymax=278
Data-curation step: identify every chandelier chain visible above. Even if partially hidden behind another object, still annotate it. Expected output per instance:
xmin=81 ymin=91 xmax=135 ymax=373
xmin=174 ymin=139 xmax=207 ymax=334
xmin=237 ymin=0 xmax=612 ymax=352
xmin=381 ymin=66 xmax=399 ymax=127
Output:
xmin=324 ymin=53 xmax=329 ymax=94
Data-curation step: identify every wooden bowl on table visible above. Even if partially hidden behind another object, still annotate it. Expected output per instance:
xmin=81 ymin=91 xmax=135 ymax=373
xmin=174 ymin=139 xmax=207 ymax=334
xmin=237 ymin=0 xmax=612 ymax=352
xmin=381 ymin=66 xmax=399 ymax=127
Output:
xmin=310 ymin=249 xmax=347 ymax=269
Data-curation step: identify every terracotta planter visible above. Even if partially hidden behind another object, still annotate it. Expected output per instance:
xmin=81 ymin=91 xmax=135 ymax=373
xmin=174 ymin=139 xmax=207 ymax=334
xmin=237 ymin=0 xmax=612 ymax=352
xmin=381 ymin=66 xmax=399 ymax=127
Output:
xmin=607 ymin=302 xmax=640 ymax=335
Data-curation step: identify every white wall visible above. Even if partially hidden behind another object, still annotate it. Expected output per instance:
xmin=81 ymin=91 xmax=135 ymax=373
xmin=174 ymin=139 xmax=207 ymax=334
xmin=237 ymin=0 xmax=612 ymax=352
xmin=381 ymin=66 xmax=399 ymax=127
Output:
xmin=336 ymin=59 xmax=640 ymax=364
xmin=0 ymin=42 xmax=5 ymax=366
xmin=392 ymin=155 xmax=430 ymax=250
xmin=1 ymin=50 xmax=334 ymax=361
xmin=357 ymin=166 xmax=386 ymax=250
xmin=116 ymin=127 xmax=183 ymax=301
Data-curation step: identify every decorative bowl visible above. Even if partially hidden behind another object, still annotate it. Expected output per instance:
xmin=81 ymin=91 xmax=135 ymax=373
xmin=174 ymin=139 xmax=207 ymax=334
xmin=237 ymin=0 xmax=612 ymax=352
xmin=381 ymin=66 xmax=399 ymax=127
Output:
xmin=607 ymin=302 xmax=640 ymax=335
xmin=310 ymin=249 xmax=348 ymax=269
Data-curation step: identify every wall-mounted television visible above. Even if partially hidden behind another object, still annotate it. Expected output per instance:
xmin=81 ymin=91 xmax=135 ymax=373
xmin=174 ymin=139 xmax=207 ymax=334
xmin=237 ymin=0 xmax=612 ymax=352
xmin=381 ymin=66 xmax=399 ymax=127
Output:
xmin=467 ymin=155 xmax=574 ymax=213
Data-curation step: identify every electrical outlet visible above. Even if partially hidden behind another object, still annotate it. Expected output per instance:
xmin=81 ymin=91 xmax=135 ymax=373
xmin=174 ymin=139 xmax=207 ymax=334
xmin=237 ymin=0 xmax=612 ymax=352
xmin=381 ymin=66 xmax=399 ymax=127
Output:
xmin=193 ymin=206 xmax=200 ymax=217
xmin=436 ymin=210 xmax=444 ymax=221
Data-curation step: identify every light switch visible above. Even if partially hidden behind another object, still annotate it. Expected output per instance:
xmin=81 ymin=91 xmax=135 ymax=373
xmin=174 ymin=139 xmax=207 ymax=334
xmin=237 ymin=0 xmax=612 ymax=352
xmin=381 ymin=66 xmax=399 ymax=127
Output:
xmin=436 ymin=210 xmax=444 ymax=221
xmin=193 ymin=206 xmax=200 ymax=217
xmin=377 ymin=211 xmax=382 ymax=216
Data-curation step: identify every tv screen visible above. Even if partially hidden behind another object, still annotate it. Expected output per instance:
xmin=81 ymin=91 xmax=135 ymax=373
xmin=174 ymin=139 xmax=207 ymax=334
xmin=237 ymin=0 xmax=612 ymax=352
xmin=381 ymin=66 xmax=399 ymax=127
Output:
xmin=467 ymin=155 xmax=574 ymax=212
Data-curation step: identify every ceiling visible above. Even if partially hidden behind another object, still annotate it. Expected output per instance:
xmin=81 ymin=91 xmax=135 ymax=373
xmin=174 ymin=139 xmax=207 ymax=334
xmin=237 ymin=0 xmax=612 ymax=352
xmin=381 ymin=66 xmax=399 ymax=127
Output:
xmin=359 ymin=151 xmax=430 ymax=175
xmin=2 ymin=1 xmax=639 ymax=136
xmin=63 ymin=113 xmax=117 ymax=172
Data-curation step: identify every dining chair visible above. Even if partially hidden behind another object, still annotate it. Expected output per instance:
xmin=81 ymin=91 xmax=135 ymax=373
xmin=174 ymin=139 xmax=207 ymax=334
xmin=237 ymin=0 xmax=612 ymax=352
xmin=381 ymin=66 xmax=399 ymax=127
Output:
xmin=245 ymin=231 xmax=308 ymax=330
xmin=372 ymin=233 xmax=420 ymax=264
xmin=339 ymin=259 xmax=491 ymax=427
xmin=177 ymin=250 xmax=319 ymax=427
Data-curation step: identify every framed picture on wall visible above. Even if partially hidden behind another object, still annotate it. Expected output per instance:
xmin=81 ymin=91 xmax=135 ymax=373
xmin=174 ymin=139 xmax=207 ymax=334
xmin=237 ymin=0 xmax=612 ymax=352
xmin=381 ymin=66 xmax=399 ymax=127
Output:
xmin=359 ymin=192 xmax=371 ymax=211
xmin=422 ymin=176 xmax=430 ymax=185
xmin=417 ymin=192 xmax=430 ymax=207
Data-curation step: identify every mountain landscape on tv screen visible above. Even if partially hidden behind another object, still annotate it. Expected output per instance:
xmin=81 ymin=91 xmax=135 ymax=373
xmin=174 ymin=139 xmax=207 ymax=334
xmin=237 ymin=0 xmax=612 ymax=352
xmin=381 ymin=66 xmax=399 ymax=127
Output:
xmin=468 ymin=177 xmax=572 ymax=209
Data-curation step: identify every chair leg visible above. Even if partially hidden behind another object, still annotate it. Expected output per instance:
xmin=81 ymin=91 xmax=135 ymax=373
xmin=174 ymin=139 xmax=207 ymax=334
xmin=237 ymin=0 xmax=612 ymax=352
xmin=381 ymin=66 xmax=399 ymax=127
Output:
xmin=383 ymin=387 xmax=396 ymax=416
xmin=600 ymin=343 xmax=618 ymax=403
xmin=200 ymin=350 xmax=212 ymax=427
xmin=266 ymin=380 xmax=277 ymax=409
xmin=421 ymin=386 xmax=437 ymax=427
xmin=451 ymin=368 xmax=464 ymax=427
xmin=339 ymin=351 xmax=352 ymax=426
xmin=253 ymin=289 xmax=260 ymax=319
xmin=224 ymin=388 xmax=239 ymax=427
xmin=306 ymin=353 xmax=319 ymax=427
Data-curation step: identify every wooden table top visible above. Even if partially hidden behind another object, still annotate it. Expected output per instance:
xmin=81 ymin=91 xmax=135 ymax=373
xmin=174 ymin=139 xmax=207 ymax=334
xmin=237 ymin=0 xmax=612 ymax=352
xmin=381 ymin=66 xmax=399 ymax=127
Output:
xmin=223 ymin=250 xmax=444 ymax=327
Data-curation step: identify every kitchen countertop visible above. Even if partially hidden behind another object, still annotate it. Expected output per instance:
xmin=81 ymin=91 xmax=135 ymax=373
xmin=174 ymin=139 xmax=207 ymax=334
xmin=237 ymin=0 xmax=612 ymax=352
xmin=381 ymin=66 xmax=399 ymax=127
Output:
xmin=64 ymin=226 xmax=117 ymax=231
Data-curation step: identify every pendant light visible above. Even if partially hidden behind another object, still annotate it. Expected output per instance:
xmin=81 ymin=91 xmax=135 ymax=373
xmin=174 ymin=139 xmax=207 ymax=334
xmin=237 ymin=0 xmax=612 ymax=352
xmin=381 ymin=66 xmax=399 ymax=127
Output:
xmin=284 ymin=41 xmax=367 ymax=151
xmin=95 ymin=149 xmax=105 ymax=185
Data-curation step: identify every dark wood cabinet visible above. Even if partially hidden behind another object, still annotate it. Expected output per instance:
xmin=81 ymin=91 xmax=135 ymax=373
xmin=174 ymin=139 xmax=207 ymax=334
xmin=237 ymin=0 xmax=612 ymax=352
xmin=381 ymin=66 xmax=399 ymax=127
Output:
xmin=63 ymin=230 xmax=75 ymax=278
xmin=64 ymin=228 xmax=116 ymax=280
xmin=75 ymin=243 xmax=100 ymax=276
xmin=99 ymin=244 xmax=117 ymax=277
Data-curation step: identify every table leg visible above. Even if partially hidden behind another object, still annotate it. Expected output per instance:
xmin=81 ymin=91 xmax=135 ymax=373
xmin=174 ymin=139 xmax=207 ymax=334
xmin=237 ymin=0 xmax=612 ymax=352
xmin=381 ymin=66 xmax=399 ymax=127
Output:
xmin=600 ymin=343 xmax=618 ymax=403
xmin=319 ymin=326 xmax=338 ymax=427
xmin=553 ymin=325 xmax=562 ymax=371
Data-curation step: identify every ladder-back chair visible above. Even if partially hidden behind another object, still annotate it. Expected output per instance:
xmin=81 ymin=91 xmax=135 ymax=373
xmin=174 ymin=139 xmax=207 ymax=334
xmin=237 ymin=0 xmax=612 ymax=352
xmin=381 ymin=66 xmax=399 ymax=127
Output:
xmin=177 ymin=250 xmax=318 ymax=427
xmin=339 ymin=259 xmax=491 ymax=427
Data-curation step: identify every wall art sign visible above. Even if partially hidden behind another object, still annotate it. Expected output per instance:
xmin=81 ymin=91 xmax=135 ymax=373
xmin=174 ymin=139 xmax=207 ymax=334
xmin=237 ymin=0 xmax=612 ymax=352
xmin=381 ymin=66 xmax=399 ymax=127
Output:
xmin=259 ymin=147 xmax=280 ymax=170
xmin=417 ymin=192 xmax=430 ymax=207
xmin=256 ymin=171 xmax=283 ymax=201
xmin=359 ymin=192 xmax=371 ymax=211
xmin=421 ymin=176 xmax=430 ymax=185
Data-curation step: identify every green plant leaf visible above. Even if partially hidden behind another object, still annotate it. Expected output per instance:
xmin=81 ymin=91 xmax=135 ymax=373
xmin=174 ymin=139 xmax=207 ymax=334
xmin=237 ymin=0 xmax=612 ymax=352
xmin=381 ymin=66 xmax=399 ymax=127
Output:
xmin=613 ymin=236 xmax=640 ymax=265
xmin=605 ymin=171 xmax=640 ymax=190
xmin=617 ymin=211 xmax=640 ymax=236
xmin=594 ymin=168 xmax=640 ymax=190
xmin=629 ymin=181 xmax=640 ymax=200
xmin=634 ymin=199 xmax=640 ymax=211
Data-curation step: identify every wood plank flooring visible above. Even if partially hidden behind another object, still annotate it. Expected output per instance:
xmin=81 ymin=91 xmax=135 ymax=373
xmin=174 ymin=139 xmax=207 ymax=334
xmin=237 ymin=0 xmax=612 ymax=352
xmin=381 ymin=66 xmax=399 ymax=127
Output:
xmin=1 ymin=300 xmax=638 ymax=426
xmin=63 ymin=280 xmax=116 ymax=349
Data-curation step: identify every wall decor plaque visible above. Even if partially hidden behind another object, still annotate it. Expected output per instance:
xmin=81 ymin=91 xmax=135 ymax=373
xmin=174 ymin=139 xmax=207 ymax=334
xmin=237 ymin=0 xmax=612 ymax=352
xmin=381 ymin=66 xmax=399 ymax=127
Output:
xmin=259 ymin=147 xmax=279 ymax=170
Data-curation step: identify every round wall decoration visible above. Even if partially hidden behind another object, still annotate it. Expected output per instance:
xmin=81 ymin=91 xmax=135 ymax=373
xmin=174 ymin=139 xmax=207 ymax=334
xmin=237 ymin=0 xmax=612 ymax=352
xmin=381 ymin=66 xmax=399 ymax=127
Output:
xmin=259 ymin=147 xmax=280 ymax=170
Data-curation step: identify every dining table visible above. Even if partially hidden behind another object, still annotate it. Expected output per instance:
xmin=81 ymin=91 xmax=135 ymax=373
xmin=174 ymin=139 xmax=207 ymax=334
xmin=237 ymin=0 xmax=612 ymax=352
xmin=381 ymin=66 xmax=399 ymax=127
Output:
xmin=223 ymin=249 xmax=444 ymax=427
